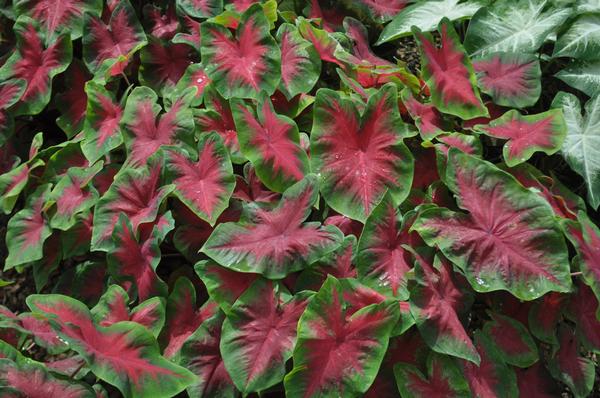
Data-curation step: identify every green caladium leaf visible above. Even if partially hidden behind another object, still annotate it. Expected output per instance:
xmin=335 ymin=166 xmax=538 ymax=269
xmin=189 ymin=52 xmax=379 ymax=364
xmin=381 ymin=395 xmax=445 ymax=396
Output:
xmin=555 ymin=61 xmax=600 ymax=97
xmin=0 ymin=17 xmax=72 ymax=116
xmin=553 ymin=14 xmax=600 ymax=61
xmin=284 ymin=276 xmax=399 ymax=398
xmin=202 ymin=174 xmax=343 ymax=278
xmin=474 ymin=109 xmax=566 ymax=166
xmin=414 ymin=18 xmax=488 ymax=120
xmin=552 ymin=92 xmax=600 ymax=209
xmin=412 ymin=149 xmax=572 ymax=300
xmin=221 ymin=279 xmax=311 ymax=393
xmin=231 ymin=94 xmax=309 ymax=192
xmin=464 ymin=0 xmax=571 ymax=56
xmin=201 ymin=3 xmax=281 ymax=99
xmin=177 ymin=0 xmax=223 ymax=18
xmin=27 ymin=294 xmax=195 ymax=398
xmin=310 ymin=83 xmax=413 ymax=222
xmin=377 ymin=0 xmax=487 ymax=44
xmin=5 ymin=184 xmax=52 ymax=270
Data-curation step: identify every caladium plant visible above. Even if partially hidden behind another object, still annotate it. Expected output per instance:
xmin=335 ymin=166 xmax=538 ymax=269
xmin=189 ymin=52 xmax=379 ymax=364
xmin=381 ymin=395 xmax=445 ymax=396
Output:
xmin=2 ymin=0 xmax=600 ymax=396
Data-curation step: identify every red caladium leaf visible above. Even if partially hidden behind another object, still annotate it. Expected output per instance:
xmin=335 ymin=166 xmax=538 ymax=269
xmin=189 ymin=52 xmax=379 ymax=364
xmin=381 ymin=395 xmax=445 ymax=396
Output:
xmin=0 ymin=359 xmax=96 ymax=398
xmin=394 ymin=353 xmax=471 ymax=398
xmin=284 ymin=276 xmax=399 ymax=398
xmin=232 ymin=95 xmax=309 ymax=192
xmin=0 ymin=79 xmax=26 ymax=134
xmin=202 ymin=175 xmax=343 ymax=278
xmin=27 ymin=294 xmax=196 ymax=398
xmin=344 ymin=0 xmax=408 ymax=23
xmin=83 ymin=0 xmax=147 ymax=81
xmin=145 ymin=4 xmax=179 ymax=40
xmin=233 ymin=163 xmax=280 ymax=204
xmin=548 ymin=327 xmax=596 ymax=398
xmin=165 ymin=133 xmax=235 ymax=225
xmin=173 ymin=16 xmax=202 ymax=51
xmin=409 ymin=252 xmax=479 ymax=364
xmin=276 ymin=23 xmax=321 ymax=99
xmin=297 ymin=18 xmax=346 ymax=67
xmin=310 ymin=83 xmax=414 ymax=222
xmin=139 ymin=38 xmax=195 ymax=93
xmin=91 ymin=162 xmax=174 ymax=251
xmin=0 ymin=158 xmax=43 ymax=215
xmin=528 ymin=292 xmax=567 ymax=345
xmin=563 ymin=212 xmax=600 ymax=304
xmin=221 ymin=279 xmax=311 ymax=393
xmin=401 ymin=89 xmax=445 ymax=140
xmin=201 ymin=4 xmax=281 ymax=99
xmin=13 ymin=0 xmax=102 ymax=40
xmin=434 ymin=132 xmax=483 ymax=157
xmin=53 ymin=260 xmax=107 ymax=306
xmin=81 ymin=82 xmax=124 ymax=163
xmin=357 ymin=193 xmax=418 ymax=298
xmin=49 ymin=162 xmax=101 ymax=231
xmin=194 ymin=260 xmax=258 ymax=313
xmin=177 ymin=0 xmax=223 ymax=18
xmin=0 ymin=17 xmax=72 ymax=115
xmin=568 ymin=284 xmax=600 ymax=351
xmin=55 ymin=61 xmax=90 ymax=138
xmin=5 ymin=184 xmax=52 ymax=269
xmin=516 ymin=362 xmax=561 ymax=398
xmin=107 ymin=213 xmax=173 ymax=301
xmin=170 ymin=63 xmax=211 ymax=107
xmin=413 ymin=149 xmax=572 ymax=300
xmin=91 ymin=285 xmax=165 ymax=337
xmin=195 ymin=85 xmax=243 ymax=162
xmin=461 ymin=330 xmax=518 ymax=398
xmin=323 ymin=213 xmax=363 ymax=237
xmin=122 ymin=86 xmax=194 ymax=167
xmin=474 ymin=109 xmax=567 ymax=167
xmin=413 ymin=18 xmax=487 ymax=119
xmin=179 ymin=311 xmax=237 ymax=398
xmin=160 ymin=277 xmax=218 ymax=359
xmin=473 ymin=52 xmax=541 ymax=108
xmin=482 ymin=312 xmax=538 ymax=368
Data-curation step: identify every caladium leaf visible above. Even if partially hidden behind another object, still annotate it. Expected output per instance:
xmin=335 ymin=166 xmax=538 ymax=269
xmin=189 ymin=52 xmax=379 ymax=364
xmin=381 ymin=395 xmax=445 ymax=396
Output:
xmin=201 ymin=4 xmax=281 ymax=99
xmin=394 ymin=353 xmax=470 ymax=398
xmin=122 ymin=86 xmax=195 ymax=167
xmin=138 ymin=38 xmax=195 ymax=93
xmin=414 ymin=19 xmax=488 ymax=120
xmin=0 ymin=17 xmax=72 ymax=115
xmin=343 ymin=0 xmax=408 ymax=23
xmin=555 ymin=61 xmax=600 ymax=97
xmin=55 ymin=61 xmax=90 ymax=138
xmin=554 ymin=14 xmax=600 ymax=60
xmin=482 ymin=312 xmax=538 ymax=367
xmin=563 ymin=212 xmax=600 ymax=304
xmin=548 ymin=327 xmax=596 ymax=398
xmin=276 ymin=23 xmax=321 ymax=99
xmin=568 ymin=284 xmax=600 ymax=351
xmin=232 ymin=95 xmax=309 ymax=192
xmin=0 ymin=79 xmax=26 ymax=135
xmin=160 ymin=277 xmax=218 ymax=359
xmin=296 ymin=18 xmax=346 ymax=67
xmin=516 ymin=362 xmax=561 ymax=397
xmin=221 ymin=279 xmax=311 ymax=393
xmin=461 ymin=330 xmax=518 ymax=398
xmin=401 ymin=90 xmax=445 ymax=140
xmin=284 ymin=276 xmax=399 ymax=398
xmin=552 ymin=92 xmax=600 ymax=209
xmin=81 ymin=82 xmax=124 ymax=163
xmin=195 ymin=260 xmax=258 ymax=313
xmin=0 ymin=359 xmax=96 ymax=398
xmin=170 ymin=63 xmax=211 ymax=107
xmin=409 ymin=252 xmax=479 ymax=364
xmin=165 ymin=133 xmax=235 ymax=225
xmin=412 ymin=149 xmax=572 ymax=300
xmin=5 ymin=184 xmax=51 ymax=270
xmin=464 ymin=0 xmax=571 ymax=56
xmin=91 ymin=162 xmax=174 ymax=251
xmin=49 ymin=163 xmax=101 ymax=231
xmin=107 ymin=213 xmax=172 ymax=302
xmin=179 ymin=311 xmax=237 ymax=398
xmin=474 ymin=109 xmax=566 ymax=166
xmin=27 ymin=294 xmax=196 ymax=398
xmin=82 ymin=0 xmax=147 ymax=81
xmin=528 ymin=292 xmax=566 ymax=345
xmin=376 ymin=0 xmax=486 ymax=44
xmin=202 ymin=175 xmax=343 ymax=278
xmin=473 ymin=52 xmax=541 ymax=108
xmin=13 ymin=0 xmax=101 ymax=40
xmin=0 ymin=159 xmax=43 ymax=215
xmin=52 ymin=260 xmax=107 ymax=306
xmin=356 ymin=193 xmax=416 ymax=299
xmin=91 ymin=285 xmax=165 ymax=338
xmin=310 ymin=83 xmax=413 ymax=222
xmin=177 ymin=0 xmax=223 ymax=18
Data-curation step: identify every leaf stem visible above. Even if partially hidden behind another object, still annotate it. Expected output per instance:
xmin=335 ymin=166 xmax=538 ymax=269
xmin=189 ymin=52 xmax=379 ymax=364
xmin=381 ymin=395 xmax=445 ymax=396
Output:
xmin=571 ymin=271 xmax=583 ymax=276
xmin=70 ymin=361 xmax=86 ymax=379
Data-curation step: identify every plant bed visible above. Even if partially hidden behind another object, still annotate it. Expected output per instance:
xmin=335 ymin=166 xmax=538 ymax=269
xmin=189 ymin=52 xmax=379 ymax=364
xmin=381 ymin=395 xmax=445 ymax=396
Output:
xmin=1 ymin=0 xmax=600 ymax=397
